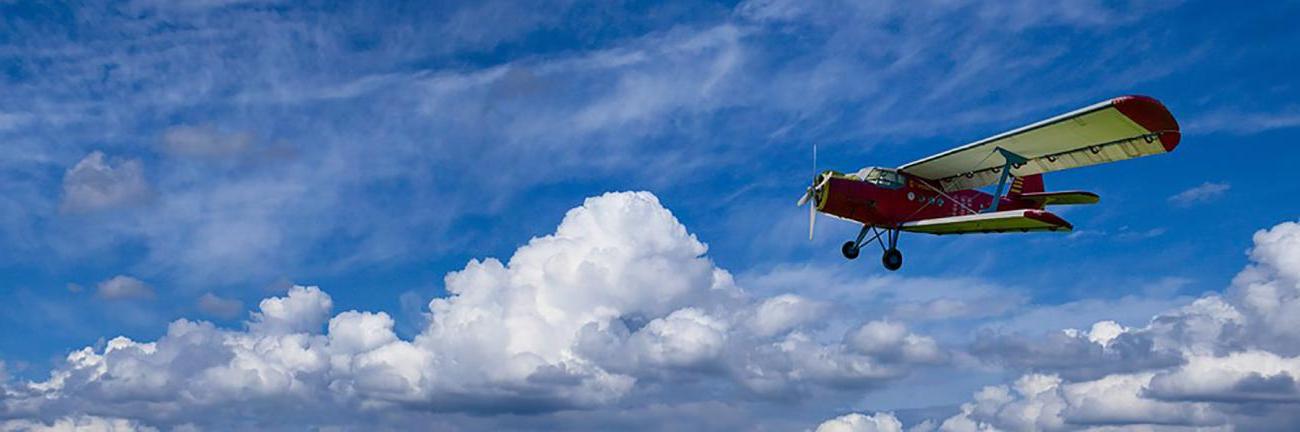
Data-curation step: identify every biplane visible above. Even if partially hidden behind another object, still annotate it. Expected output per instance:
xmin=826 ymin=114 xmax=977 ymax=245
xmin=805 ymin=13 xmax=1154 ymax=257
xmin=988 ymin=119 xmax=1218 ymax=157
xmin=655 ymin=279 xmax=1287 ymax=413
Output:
xmin=796 ymin=95 xmax=1180 ymax=270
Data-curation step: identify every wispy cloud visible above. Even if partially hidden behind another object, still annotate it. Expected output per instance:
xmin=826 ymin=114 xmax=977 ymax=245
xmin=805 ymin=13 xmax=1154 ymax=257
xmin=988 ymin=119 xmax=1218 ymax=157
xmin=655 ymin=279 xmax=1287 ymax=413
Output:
xmin=1168 ymin=181 xmax=1231 ymax=206
xmin=158 ymin=124 xmax=253 ymax=158
xmin=1067 ymin=226 xmax=1167 ymax=241
xmin=196 ymin=292 xmax=243 ymax=319
xmin=95 ymin=275 xmax=155 ymax=300
xmin=0 ymin=0 xmax=1216 ymax=289
xmin=59 ymin=152 xmax=151 ymax=213
xmin=1188 ymin=110 xmax=1300 ymax=134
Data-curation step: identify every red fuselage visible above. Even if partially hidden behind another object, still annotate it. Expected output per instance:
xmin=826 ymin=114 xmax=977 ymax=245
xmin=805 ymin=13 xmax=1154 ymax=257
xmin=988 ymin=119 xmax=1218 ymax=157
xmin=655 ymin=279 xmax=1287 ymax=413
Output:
xmin=815 ymin=173 xmax=1042 ymax=227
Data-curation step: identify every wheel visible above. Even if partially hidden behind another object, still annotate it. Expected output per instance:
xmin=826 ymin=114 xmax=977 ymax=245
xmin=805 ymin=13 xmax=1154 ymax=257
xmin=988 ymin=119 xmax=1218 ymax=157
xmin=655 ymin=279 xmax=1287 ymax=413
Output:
xmin=881 ymin=248 xmax=903 ymax=271
xmin=841 ymin=241 xmax=860 ymax=260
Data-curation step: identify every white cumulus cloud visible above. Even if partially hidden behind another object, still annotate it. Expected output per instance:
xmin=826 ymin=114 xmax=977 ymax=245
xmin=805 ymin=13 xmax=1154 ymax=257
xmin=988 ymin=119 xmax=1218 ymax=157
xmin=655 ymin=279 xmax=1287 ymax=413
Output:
xmin=827 ymin=219 xmax=1300 ymax=431
xmin=0 ymin=416 xmax=159 ymax=432
xmin=815 ymin=412 xmax=904 ymax=432
xmin=1 ymin=192 xmax=941 ymax=429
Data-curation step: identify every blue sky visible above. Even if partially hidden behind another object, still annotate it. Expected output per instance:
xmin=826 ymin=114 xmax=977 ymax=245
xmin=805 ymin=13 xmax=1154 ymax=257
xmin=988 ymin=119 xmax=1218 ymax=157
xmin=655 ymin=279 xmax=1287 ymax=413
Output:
xmin=1 ymin=1 xmax=1300 ymax=430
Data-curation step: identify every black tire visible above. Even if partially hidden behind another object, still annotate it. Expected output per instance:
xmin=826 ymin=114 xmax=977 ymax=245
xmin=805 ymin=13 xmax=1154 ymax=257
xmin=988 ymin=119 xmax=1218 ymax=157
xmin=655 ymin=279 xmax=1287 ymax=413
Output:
xmin=882 ymin=248 xmax=903 ymax=271
xmin=841 ymin=241 xmax=860 ymax=260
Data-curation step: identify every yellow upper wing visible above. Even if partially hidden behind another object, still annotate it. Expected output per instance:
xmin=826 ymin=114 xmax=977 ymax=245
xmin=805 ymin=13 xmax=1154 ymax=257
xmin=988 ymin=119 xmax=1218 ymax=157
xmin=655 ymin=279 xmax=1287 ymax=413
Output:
xmin=899 ymin=95 xmax=1180 ymax=192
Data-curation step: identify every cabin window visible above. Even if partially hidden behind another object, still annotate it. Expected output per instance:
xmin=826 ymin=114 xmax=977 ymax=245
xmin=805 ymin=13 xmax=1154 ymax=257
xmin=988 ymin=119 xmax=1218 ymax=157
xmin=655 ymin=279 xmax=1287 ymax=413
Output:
xmin=863 ymin=168 xmax=905 ymax=189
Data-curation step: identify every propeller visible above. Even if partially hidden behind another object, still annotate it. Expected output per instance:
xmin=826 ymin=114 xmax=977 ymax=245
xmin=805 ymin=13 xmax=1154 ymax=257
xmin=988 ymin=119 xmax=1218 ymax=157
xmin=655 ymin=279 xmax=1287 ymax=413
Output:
xmin=796 ymin=144 xmax=830 ymax=240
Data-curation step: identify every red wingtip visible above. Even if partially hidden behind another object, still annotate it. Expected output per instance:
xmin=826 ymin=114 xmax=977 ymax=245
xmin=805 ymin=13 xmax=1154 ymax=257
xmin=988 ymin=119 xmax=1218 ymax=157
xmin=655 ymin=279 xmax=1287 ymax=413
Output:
xmin=1025 ymin=210 xmax=1073 ymax=231
xmin=1112 ymin=95 xmax=1181 ymax=152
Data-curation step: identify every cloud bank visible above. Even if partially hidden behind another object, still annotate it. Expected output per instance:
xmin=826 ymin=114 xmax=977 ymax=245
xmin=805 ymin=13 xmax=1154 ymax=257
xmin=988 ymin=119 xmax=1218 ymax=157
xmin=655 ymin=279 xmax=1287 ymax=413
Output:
xmin=1 ymin=192 xmax=940 ymax=430
xmin=823 ymin=220 xmax=1300 ymax=431
xmin=9 ymin=192 xmax=1300 ymax=431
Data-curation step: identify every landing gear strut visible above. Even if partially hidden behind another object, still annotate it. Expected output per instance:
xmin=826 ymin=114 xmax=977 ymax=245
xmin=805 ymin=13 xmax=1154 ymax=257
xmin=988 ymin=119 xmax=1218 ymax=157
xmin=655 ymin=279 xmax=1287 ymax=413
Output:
xmin=843 ymin=225 xmax=904 ymax=271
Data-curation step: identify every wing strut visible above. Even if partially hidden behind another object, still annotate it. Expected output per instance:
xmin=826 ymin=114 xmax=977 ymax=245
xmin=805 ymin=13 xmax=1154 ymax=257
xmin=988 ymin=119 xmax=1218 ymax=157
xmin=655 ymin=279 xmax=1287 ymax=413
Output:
xmin=914 ymin=178 xmax=980 ymax=216
xmin=988 ymin=147 xmax=1029 ymax=213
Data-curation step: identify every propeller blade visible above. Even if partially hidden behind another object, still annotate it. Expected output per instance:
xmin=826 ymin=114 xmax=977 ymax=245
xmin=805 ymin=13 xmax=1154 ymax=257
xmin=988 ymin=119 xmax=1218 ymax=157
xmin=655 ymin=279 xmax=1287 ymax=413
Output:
xmin=804 ymin=143 xmax=819 ymax=240
xmin=808 ymin=195 xmax=816 ymax=240
xmin=797 ymin=172 xmax=832 ymax=207
xmin=796 ymin=190 xmax=811 ymax=207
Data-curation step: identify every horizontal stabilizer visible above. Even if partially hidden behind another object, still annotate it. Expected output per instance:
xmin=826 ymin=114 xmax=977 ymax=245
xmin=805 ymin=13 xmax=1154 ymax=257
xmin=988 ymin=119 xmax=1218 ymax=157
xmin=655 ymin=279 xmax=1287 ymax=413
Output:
xmin=900 ymin=209 xmax=1072 ymax=235
xmin=1019 ymin=191 xmax=1100 ymax=206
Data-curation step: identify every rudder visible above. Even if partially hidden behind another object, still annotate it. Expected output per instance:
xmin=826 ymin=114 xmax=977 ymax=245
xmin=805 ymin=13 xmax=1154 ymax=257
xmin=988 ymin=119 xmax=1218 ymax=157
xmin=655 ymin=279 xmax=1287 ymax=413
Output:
xmin=1009 ymin=174 xmax=1044 ymax=198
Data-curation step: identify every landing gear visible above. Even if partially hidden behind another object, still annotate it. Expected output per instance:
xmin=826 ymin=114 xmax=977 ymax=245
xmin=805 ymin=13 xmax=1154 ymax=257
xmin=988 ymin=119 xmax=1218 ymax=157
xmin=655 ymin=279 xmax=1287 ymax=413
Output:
xmin=841 ymin=241 xmax=860 ymax=260
xmin=844 ymin=225 xmax=905 ymax=271
xmin=882 ymin=248 xmax=903 ymax=271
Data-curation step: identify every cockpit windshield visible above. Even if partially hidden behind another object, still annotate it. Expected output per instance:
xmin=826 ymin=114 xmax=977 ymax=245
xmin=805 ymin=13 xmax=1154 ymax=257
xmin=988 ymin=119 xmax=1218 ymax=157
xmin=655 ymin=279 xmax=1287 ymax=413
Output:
xmin=856 ymin=167 xmax=905 ymax=189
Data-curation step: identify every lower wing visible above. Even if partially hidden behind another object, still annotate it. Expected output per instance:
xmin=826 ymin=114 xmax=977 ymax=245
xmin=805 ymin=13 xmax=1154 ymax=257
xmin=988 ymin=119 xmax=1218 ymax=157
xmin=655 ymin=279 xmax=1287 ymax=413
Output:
xmin=900 ymin=209 xmax=1072 ymax=235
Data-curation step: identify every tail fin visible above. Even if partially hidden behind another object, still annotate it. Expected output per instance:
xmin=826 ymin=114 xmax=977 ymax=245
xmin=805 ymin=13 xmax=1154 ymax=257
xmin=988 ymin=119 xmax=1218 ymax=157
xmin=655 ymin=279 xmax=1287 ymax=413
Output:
xmin=1008 ymin=174 xmax=1044 ymax=198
